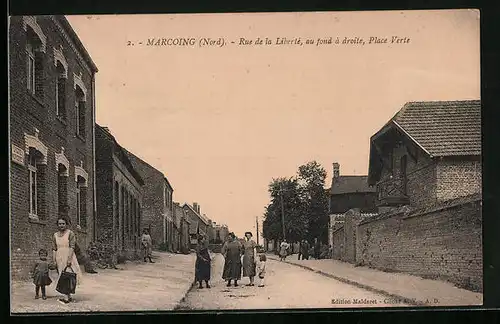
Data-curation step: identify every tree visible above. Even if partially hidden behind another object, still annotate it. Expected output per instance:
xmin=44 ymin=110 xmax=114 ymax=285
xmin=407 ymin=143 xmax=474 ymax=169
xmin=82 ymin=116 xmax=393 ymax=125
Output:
xmin=297 ymin=161 xmax=329 ymax=244
xmin=262 ymin=177 xmax=308 ymax=243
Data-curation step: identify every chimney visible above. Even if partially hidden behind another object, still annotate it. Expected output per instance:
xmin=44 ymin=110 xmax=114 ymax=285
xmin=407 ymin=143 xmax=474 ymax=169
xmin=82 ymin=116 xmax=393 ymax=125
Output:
xmin=333 ymin=162 xmax=340 ymax=179
xmin=193 ymin=202 xmax=198 ymax=213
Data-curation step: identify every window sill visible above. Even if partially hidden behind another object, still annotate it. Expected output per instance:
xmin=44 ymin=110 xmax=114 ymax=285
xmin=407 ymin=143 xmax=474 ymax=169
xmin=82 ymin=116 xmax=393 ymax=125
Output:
xmin=27 ymin=90 xmax=45 ymax=108
xmin=29 ymin=215 xmax=47 ymax=225
xmin=56 ymin=116 xmax=68 ymax=126
xmin=76 ymin=134 xmax=86 ymax=143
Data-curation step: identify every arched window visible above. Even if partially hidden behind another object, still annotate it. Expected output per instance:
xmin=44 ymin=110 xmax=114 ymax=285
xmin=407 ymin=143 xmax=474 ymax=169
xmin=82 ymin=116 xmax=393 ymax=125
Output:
xmin=27 ymin=147 xmax=47 ymax=220
xmin=24 ymin=17 xmax=46 ymax=98
xmin=75 ymin=86 xmax=86 ymax=138
xmin=57 ymin=164 xmax=68 ymax=216
xmin=55 ymin=62 xmax=67 ymax=119
xmin=76 ymin=175 xmax=88 ymax=228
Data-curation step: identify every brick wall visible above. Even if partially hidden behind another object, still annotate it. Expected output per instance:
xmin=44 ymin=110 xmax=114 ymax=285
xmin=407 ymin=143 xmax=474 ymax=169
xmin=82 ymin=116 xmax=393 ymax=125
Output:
xmin=380 ymin=144 xmax=437 ymax=208
xmin=332 ymin=226 xmax=344 ymax=260
xmin=436 ymin=159 xmax=482 ymax=201
xmin=343 ymin=209 xmax=362 ymax=263
xmin=10 ymin=16 xmax=96 ymax=279
xmin=124 ymin=150 xmax=168 ymax=248
xmin=356 ymin=195 xmax=482 ymax=292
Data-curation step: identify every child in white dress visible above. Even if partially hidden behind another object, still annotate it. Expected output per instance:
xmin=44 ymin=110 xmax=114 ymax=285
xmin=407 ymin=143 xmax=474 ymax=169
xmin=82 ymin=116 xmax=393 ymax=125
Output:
xmin=257 ymin=254 xmax=267 ymax=287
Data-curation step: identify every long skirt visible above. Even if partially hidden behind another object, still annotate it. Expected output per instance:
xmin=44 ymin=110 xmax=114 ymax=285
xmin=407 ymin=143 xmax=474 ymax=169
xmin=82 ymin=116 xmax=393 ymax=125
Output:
xmin=55 ymin=247 xmax=83 ymax=286
xmin=242 ymin=255 xmax=256 ymax=277
xmin=222 ymin=258 xmax=242 ymax=280
xmin=195 ymin=258 xmax=211 ymax=281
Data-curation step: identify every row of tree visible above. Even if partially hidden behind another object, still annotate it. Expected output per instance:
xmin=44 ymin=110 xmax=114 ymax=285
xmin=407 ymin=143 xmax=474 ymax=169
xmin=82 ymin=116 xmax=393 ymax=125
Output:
xmin=262 ymin=161 xmax=329 ymax=245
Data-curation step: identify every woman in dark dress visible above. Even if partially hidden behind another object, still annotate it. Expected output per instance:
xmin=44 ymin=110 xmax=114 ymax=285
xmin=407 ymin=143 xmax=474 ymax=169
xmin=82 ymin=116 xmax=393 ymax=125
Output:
xmin=195 ymin=235 xmax=211 ymax=289
xmin=221 ymin=232 xmax=243 ymax=287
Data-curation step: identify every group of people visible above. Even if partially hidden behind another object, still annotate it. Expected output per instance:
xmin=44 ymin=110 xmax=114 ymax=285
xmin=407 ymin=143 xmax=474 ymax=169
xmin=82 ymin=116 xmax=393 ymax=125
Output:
xmin=31 ymin=216 xmax=83 ymax=304
xmin=277 ymin=238 xmax=332 ymax=261
xmin=194 ymin=231 xmax=267 ymax=288
xmin=31 ymin=217 xmax=157 ymax=305
xmin=31 ymin=220 xmax=268 ymax=304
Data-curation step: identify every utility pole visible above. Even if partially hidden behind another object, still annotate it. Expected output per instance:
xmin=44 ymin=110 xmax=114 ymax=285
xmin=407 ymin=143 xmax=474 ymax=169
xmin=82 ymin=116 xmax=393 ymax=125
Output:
xmin=279 ymin=182 xmax=286 ymax=240
xmin=256 ymin=215 xmax=259 ymax=245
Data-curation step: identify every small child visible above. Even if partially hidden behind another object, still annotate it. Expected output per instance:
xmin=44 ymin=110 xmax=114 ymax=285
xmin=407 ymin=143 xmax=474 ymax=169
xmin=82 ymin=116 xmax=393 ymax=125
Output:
xmin=257 ymin=254 xmax=267 ymax=287
xmin=31 ymin=249 xmax=53 ymax=300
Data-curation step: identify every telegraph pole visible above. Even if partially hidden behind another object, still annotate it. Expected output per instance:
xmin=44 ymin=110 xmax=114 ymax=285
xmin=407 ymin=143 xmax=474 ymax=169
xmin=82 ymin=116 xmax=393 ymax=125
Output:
xmin=256 ymin=215 xmax=259 ymax=245
xmin=279 ymin=182 xmax=286 ymax=240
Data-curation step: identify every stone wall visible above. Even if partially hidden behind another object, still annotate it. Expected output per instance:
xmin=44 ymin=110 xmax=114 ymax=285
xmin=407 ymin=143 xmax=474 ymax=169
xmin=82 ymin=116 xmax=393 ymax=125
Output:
xmin=356 ymin=194 xmax=482 ymax=292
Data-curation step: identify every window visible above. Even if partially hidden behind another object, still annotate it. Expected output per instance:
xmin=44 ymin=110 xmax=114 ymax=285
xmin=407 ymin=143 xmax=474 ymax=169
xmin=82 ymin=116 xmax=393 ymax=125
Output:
xmin=28 ymin=152 xmax=37 ymax=216
xmin=57 ymin=164 xmax=68 ymax=217
xmin=75 ymin=87 xmax=86 ymax=138
xmin=25 ymin=33 xmax=44 ymax=98
xmin=26 ymin=43 xmax=36 ymax=94
xmin=400 ymin=155 xmax=408 ymax=195
xmin=55 ymin=63 xmax=67 ymax=119
xmin=76 ymin=183 xmax=81 ymax=225
xmin=76 ymin=175 xmax=87 ymax=228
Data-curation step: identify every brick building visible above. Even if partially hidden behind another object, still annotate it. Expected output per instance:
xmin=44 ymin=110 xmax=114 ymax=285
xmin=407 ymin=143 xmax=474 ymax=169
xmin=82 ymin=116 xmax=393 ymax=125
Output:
xmin=9 ymin=15 xmax=98 ymax=278
xmin=95 ymin=125 xmax=144 ymax=258
xmin=367 ymin=100 xmax=481 ymax=209
xmin=327 ymin=162 xmax=378 ymax=249
xmin=124 ymin=150 xmax=174 ymax=250
xmin=182 ymin=202 xmax=210 ymax=249
xmin=174 ymin=202 xmax=191 ymax=253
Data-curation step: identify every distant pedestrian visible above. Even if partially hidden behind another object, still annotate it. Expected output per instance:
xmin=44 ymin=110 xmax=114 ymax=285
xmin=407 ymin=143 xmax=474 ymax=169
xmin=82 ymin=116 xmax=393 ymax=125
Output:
xmin=279 ymin=240 xmax=289 ymax=261
xmin=195 ymin=235 xmax=211 ymax=289
xmin=31 ymin=249 xmax=53 ymax=300
xmin=141 ymin=229 xmax=154 ymax=263
xmin=297 ymin=241 xmax=302 ymax=260
xmin=221 ymin=232 xmax=242 ymax=287
xmin=313 ymin=238 xmax=321 ymax=259
xmin=257 ymin=254 xmax=267 ymax=287
xmin=53 ymin=216 xmax=82 ymax=304
xmin=300 ymin=239 xmax=310 ymax=260
xmin=242 ymin=231 xmax=257 ymax=286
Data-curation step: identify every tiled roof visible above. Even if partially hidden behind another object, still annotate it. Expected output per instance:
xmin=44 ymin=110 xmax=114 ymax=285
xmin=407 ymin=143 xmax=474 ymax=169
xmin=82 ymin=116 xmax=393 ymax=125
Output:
xmin=330 ymin=176 xmax=376 ymax=195
xmin=392 ymin=100 xmax=481 ymax=157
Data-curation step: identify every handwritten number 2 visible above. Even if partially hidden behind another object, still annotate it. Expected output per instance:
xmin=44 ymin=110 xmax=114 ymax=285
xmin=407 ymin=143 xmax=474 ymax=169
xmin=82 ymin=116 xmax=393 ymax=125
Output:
xmin=127 ymin=41 xmax=132 ymax=46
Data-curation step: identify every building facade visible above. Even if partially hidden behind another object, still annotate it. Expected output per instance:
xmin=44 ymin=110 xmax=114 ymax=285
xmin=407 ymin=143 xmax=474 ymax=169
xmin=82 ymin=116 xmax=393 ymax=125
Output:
xmin=174 ymin=202 xmax=191 ymax=253
xmin=95 ymin=125 xmax=144 ymax=258
xmin=182 ymin=202 xmax=210 ymax=249
xmin=327 ymin=162 xmax=378 ymax=250
xmin=9 ymin=15 xmax=98 ymax=278
xmin=367 ymin=100 xmax=482 ymax=209
xmin=124 ymin=149 xmax=174 ymax=249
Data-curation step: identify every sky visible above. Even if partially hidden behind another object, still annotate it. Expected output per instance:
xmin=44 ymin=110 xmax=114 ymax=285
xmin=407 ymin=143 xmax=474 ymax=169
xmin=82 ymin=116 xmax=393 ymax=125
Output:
xmin=67 ymin=9 xmax=480 ymax=239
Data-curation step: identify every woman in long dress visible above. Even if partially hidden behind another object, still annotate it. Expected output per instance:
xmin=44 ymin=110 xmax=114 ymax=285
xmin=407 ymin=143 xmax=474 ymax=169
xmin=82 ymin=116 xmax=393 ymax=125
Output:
xmin=195 ymin=235 xmax=211 ymax=289
xmin=279 ymin=239 xmax=289 ymax=261
xmin=52 ymin=216 xmax=83 ymax=304
xmin=221 ymin=232 xmax=242 ymax=287
xmin=141 ymin=229 xmax=154 ymax=263
xmin=242 ymin=231 xmax=257 ymax=286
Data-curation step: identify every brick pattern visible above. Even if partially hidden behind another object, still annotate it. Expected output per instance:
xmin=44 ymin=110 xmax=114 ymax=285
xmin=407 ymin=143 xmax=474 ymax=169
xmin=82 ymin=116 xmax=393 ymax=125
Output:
xmin=379 ymin=143 xmax=437 ymax=208
xmin=10 ymin=16 xmax=96 ymax=280
xmin=95 ymin=127 xmax=142 ymax=257
xmin=356 ymin=199 xmax=482 ymax=292
xmin=124 ymin=150 xmax=171 ymax=249
xmin=332 ymin=226 xmax=345 ymax=260
xmin=436 ymin=159 xmax=482 ymax=201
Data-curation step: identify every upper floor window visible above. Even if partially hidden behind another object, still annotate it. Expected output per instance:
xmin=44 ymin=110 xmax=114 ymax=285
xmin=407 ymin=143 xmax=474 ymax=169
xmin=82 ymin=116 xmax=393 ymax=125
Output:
xmin=75 ymin=86 xmax=86 ymax=138
xmin=24 ymin=17 xmax=46 ymax=99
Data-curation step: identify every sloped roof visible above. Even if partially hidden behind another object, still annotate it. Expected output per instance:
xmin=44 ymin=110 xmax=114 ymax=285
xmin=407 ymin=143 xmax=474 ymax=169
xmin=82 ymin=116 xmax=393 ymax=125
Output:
xmin=330 ymin=176 xmax=376 ymax=195
xmin=391 ymin=100 xmax=481 ymax=157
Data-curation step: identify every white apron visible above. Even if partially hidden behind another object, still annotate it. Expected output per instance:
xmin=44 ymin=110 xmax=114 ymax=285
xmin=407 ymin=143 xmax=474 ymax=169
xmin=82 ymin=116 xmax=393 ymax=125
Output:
xmin=54 ymin=230 xmax=83 ymax=286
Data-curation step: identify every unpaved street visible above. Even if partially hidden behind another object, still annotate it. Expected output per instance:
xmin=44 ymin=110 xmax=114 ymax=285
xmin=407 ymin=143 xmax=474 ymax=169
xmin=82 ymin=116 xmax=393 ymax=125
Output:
xmin=177 ymin=254 xmax=410 ymax=310
xmin=11 ymin=252 xmax=196 ymax=313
